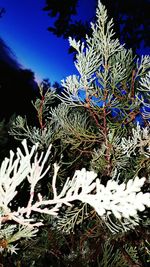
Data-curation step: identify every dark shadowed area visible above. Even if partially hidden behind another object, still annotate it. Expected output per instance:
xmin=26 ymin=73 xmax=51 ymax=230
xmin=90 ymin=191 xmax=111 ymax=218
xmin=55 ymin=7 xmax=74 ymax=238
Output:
xmin=0 ymin=37 xmax=38 ymax=122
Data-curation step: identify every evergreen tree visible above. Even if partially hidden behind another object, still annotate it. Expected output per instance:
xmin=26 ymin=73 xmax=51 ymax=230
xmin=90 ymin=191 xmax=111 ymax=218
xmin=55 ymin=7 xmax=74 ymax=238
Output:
xmin=0 ymin=1 xmax=150 ymax=266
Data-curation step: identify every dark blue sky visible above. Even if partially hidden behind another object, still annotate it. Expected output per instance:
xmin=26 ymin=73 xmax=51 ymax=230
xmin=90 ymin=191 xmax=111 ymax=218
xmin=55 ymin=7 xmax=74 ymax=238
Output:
xmin=0 ymin=1 xmax=149 ymax=84
xmin=0 ymin=0 xmax=95 ymax=84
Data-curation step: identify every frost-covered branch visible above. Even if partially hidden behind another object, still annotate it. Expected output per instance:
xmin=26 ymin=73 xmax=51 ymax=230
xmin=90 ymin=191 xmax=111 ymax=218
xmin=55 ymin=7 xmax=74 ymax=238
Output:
xmin=116 ymin=123 xmax=150 ymax=158
xmin=0 ymin=140 xmax=149 ymax=231
xmin=62 ymin=168 xmax=150 ymax=222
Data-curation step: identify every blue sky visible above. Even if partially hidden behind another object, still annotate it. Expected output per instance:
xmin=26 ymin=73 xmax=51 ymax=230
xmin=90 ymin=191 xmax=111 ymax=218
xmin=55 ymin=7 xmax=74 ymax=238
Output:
xmin=0 ymin=0 xmax=149 ymax=84
xmin=0 ymin=0 xmax=95 ymax=84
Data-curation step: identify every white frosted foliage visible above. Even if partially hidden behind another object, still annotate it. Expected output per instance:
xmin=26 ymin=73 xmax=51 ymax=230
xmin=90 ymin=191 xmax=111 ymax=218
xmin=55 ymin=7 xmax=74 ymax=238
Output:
xmin=68 ymin=168 xmax=150 ymax=221
xmin=0 ymin=140 xmax=149 ymax=230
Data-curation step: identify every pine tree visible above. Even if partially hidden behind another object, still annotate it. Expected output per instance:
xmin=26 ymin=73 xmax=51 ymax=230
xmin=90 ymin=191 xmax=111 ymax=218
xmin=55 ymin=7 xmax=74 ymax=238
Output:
xmin=0 ymin=1 xmax=150 ymax=266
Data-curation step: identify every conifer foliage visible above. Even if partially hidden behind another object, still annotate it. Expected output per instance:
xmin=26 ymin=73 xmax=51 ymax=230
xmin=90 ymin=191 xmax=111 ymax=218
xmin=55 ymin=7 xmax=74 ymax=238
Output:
xmin=0 ymin=1 xmax=150 ymax=266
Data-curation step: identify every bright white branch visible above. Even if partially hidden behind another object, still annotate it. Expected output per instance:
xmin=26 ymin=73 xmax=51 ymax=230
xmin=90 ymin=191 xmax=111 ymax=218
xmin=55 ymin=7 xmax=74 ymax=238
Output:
xmin=0 ymin=140 xmax=149 ymax=229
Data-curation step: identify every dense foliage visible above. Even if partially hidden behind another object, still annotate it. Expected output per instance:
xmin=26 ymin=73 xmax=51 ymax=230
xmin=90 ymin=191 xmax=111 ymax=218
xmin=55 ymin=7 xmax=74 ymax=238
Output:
xmin=0 ymin=1 xmax=150 ymax=266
